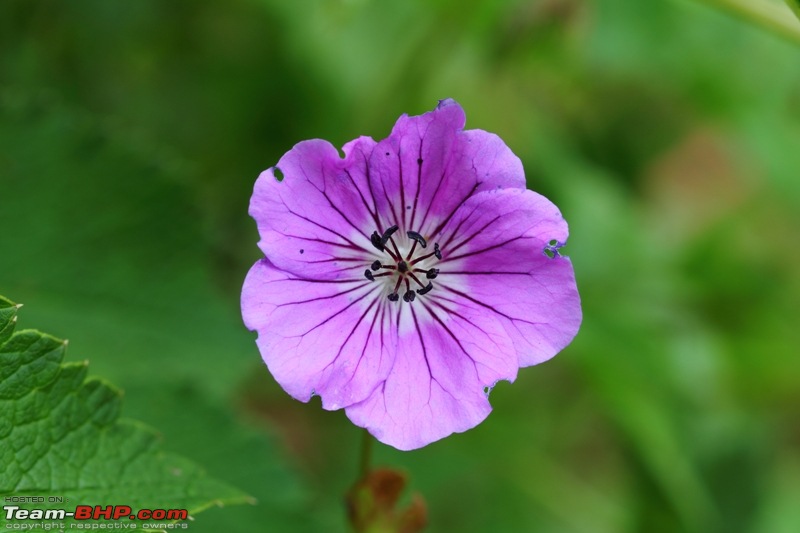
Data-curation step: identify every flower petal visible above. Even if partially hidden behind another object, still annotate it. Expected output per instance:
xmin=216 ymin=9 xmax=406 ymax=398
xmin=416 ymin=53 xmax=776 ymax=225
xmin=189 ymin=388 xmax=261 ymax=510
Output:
xmin=370 ymin=99 xmax=526 ymax=238
xmin=345 ymin=300 xmax=516 ymax=450
xmin=437 ymin=188 xmax=582 ymax=367
xmin=242 ymin=259 xmax=397 ymax=410
xmin=249 ymin=136 xmax=380 ymax=279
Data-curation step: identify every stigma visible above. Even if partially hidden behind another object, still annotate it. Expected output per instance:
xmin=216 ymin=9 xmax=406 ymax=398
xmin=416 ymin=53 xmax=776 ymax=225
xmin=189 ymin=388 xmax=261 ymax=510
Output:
xmin=364 ymin=226 xmax=442 ymax=303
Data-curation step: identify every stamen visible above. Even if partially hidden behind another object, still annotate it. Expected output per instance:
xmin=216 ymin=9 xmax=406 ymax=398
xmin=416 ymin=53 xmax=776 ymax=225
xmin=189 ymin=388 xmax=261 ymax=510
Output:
xmin=408 ymin=272 xmax=426 ymax=288
xmin=397 ymin=261 xmax=409 ymax=273
xmin=417 ymin=282 xmax=433 ymax=295
xmin=410 ymin=243 xmax=442 ymax=265
xmin=408 ymin=241 xmax=417 ymax=259
xmin=370 ymin=231 xmax=384 ymax=251
xmin=406 ymin=231 xmax=427 ymax=248
xmin=403 ymin=290 xmax=416 ymax=302
xmin=391 ymin=276 xmax=403 ymax=297
xmin=370 ymin=229 xmax=399 ymax=260
xmin=388 ymin=235 xmax=403 ymax=260
xmin=405 ymin=231 xmax=427 ymax=260
xmin=381 ymin=225 xmax=399 ymax=244
xmin=387 ymin=293 xmax=399 ymax=302
xmin=365 ymin=270 xmax=392 ymax=281
xmin=426 ymin=268 xmax=439 ymax=279
xmin=371 ymin=260 xmax=381 ymax=271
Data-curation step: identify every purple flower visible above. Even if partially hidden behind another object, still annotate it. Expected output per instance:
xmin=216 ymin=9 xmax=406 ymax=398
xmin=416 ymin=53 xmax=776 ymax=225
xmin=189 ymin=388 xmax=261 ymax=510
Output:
xmin=241 ymin=99 xmax=581 ymax=450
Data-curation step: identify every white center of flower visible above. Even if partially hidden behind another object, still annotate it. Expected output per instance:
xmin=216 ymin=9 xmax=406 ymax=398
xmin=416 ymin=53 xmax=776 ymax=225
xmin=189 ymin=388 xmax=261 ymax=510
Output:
xmin=364 ymin=225 xmax=442 ymax=303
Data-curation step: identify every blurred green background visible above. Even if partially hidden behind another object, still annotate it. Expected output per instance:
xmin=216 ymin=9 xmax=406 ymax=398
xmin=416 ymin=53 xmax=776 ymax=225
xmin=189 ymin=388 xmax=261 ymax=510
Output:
xmin=2 ymin=0 xmax=800 ymax=531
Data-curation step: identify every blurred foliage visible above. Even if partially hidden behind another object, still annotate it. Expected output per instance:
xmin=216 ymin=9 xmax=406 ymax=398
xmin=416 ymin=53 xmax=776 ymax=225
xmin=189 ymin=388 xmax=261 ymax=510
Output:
xmin=2 ymin=0 xmax=800 ymax=532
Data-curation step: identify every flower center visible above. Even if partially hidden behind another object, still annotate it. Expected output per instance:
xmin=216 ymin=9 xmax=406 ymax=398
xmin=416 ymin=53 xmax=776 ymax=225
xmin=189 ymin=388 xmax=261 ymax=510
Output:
xmin=364 ymin=225 xmax=442 ymax=303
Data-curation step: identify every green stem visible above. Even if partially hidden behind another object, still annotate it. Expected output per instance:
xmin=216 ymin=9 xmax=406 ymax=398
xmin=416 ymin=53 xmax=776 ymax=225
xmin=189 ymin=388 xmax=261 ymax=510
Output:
xmin=694 ymin=0 xmax=800 ymax=45
xmin=359 ymin=428 xmax=373 ymax=480
xmin=785 ymin=0 xmax=800 ymax=22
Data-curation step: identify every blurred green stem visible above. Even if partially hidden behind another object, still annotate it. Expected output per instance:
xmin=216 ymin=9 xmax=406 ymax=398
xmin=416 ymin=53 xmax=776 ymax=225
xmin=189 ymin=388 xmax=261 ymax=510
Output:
xmin=694 ymin=0 xmax=800 ymax=44
xmin=785 ymin=0 xmax=800 ymax=21
xmin=359 ymin=429 xmax=373 ymax=479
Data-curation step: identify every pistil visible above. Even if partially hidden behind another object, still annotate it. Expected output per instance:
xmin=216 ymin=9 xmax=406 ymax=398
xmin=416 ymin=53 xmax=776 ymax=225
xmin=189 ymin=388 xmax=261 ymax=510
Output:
xmin=410 ymin=243 xmax=441 ymax=265
xmin=363 ymin=226 xmax=443 ymax=303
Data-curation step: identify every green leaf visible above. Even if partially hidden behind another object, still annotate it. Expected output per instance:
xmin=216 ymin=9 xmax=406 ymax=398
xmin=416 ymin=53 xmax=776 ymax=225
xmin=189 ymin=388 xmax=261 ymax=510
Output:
xmin=0 ymin=295 xmax=252 ymax=526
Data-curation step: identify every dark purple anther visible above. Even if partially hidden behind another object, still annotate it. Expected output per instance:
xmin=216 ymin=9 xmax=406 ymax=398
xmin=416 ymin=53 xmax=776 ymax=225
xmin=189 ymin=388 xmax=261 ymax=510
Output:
xmin=406 ymin=231 xmax=427 ymax=248
xmin=417 ymin=282 xmax=433 ymax=295
xmin=381 ymin=225 xmax=399 ymax=244
xmin=370 ymin=231 xmax=384 ymax=251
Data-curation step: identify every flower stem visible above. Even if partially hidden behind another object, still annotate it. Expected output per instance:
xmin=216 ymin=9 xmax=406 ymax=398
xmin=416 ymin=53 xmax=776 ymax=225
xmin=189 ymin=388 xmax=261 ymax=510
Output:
xmin=359 ymin=428 xmax=373 ymax=480
xmin=694 ymin=0 xmax=800 ymax=45
xmin=786 ymin=0 xmax=800 ymax=22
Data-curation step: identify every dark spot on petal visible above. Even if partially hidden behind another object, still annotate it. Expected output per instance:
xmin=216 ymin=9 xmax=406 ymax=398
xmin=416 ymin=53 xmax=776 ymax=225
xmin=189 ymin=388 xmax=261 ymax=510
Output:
xmin=299 ymin=249 xmax=304 ymax=254
xmin=385 ymin=151 xmax=390 ymax=156
xmin=417 ymin=158 xmax=423 ymax=165
xmin=406 ymin=205 xmax=411 ymax=210
xmin=273 ymin=166 xmax=284 ymax=181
